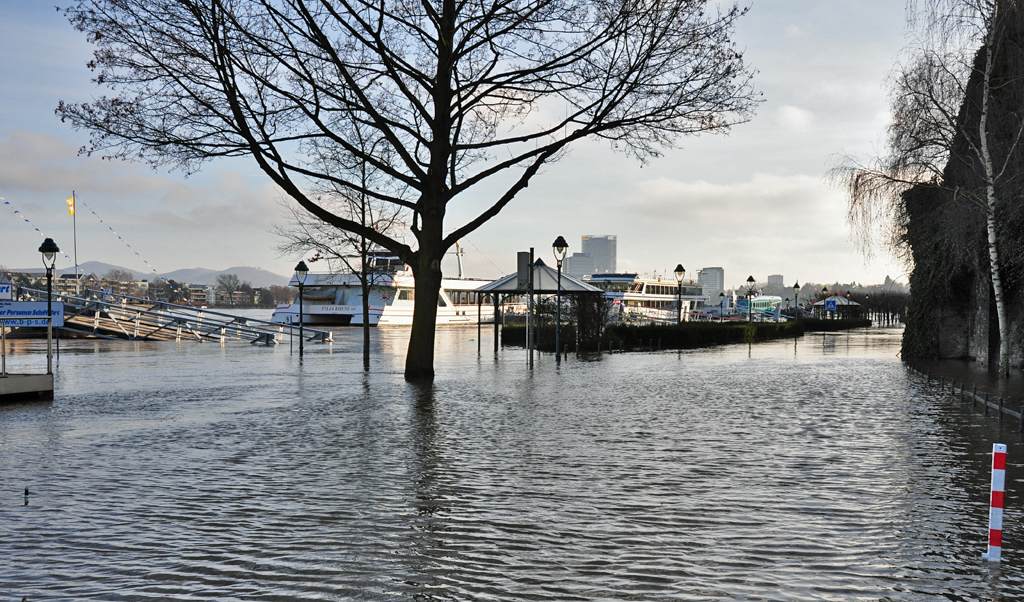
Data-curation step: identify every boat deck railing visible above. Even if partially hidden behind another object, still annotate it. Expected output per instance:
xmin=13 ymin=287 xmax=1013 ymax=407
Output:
xmin=18 ymin=287 xmax=333 ymax=345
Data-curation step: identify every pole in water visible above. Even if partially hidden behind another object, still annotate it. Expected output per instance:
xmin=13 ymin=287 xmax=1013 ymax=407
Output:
xmin=983 ymin=443 xmax=1007 ymax=561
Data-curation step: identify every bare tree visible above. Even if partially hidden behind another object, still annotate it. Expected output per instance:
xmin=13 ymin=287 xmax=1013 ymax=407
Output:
xmin=58 ymin=0 xmax=759 ymax=378
xmin=265 ymin=285 xmax=295 ymax=305
xmin=276 ymin=118 xmax=407 ymax=369
xmin=216 ymin=273 xmax=243 ymax=306
xmin=831 ymin=0 xmax=1024 ymax=375
xmin=274 ymin=190 xmax=404 ymax=369
xmin=103 ymin=268 xmax=135 ymax=283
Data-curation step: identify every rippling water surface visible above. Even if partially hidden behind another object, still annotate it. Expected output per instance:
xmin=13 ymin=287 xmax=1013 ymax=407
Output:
xmin=2 ymin=325 xmax=1024 ymax=600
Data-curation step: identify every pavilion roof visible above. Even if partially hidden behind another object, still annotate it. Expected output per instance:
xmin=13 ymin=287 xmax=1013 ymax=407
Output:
xmin=476 ymin=258 xmax=602 ymax=294
xmin=812 ymin=295 xmax=860 ymax=306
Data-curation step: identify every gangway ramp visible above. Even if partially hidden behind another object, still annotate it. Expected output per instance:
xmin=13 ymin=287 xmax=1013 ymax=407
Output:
xmin=20 ymin=288 xmax=332 ymax=346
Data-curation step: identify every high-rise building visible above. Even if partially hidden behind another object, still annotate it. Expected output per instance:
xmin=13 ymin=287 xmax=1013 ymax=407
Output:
xmin=581 ymin=235 xmax=616 ymax=274
xmin=767 ymin=274 xmax=784 ymax=286
xmin=564 ymin=252 xmax=595 ymax=279
xmin=697 ymin=267 xmax=725 ymax=296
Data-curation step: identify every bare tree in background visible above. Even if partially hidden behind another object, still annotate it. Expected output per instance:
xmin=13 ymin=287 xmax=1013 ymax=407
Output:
xmin=58 ymin=0 xmax=759 ymax=378
xmin=216 ymin=273 xmax=243 ymax=306
xmin=274 ymin=148 xmax=405 ymax=369
xmin=103 ymin=268 xmax=135 ymax=283
xmin=276 ymin=120 xmax=406 ymax=369
xmin=831 ymin=0 xmax=1024 ymax=376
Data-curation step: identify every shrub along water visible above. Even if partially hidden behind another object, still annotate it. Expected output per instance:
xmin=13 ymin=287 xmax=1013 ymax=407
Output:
xmin=501 ymin=319 xmax=872 ymax=352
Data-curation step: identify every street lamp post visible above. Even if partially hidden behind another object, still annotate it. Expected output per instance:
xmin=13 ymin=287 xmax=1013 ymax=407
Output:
xmin=746 ymin=275 xmax=756 ymax=323
xmin=39 ymin=238 xmax=59 ymax=375
xmin=792 ymin=281 xmax=800 ymax=322
xmin=719 ymin=291 xmax=725 ymax=322
xmin=674 ymin=264 xmax=685 ymax=324
xmin=294 ymin=260 xmax=308 ymax=357
xmin=553 ymin=236 xmax=568 ymax=364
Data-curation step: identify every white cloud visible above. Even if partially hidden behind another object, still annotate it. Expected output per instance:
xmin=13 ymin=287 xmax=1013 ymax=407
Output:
xmin=775 ymin=105 xmax=815 ymax=132
xmin=784 ymin=24 xmax=803 ymax=38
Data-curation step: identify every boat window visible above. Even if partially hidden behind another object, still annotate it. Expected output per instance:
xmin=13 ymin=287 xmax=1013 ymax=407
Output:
xmin=438 ymin=291 xmax=449 ymax=307
xmin=398 ymin=289 xmax=414 ymax=300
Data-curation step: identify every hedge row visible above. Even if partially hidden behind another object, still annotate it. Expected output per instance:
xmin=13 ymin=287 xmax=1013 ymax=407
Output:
xmin=798 ymin=318 xmax=872 ymax=332
xmin=501 ymin=318 xmax=872 ymax=352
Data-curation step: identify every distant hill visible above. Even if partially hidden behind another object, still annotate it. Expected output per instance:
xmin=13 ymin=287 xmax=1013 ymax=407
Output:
xmin=167 ymin=266 xmax=290 ymax=287
xmin=48 ymin=261 xmax=290 ymax=288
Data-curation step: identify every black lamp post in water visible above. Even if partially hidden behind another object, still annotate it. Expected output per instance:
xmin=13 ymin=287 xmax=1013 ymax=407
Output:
xmin=294 ymin=260 xmax=308 ymax=357
xmin=39 ymin=238 xmax=59 ymax=320
xmin=674 ymin=264 xmax=685 ymax=324
xmin=552 ymin=236 xmax=568 ymax=364
xmin=719 ymin=291 xmax=725 ymax=322
xmin=39 ymin=237 xmax=59 ymax=374
xmin=746 ymin=275 xmax=756 ymax=323
xmin=792 ymin=281 xmax=800 ymax=322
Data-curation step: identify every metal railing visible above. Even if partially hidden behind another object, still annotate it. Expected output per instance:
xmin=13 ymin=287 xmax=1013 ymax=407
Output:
xmin=1 ymin=315 xmax=56 ymax=375
xmin=19 ymin=288 xmax=332 ymax=346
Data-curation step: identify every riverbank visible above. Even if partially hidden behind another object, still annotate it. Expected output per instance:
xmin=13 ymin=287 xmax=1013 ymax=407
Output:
xmin=501 ymin=318 xmax=872 ymax=352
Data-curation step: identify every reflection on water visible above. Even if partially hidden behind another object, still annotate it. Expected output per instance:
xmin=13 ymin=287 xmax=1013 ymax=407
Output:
xmin=2 ymin=325 xmax=1024 ymax=600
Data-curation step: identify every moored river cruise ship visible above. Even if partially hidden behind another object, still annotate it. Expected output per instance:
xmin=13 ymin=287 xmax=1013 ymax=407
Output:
xmin=587 ymin=273 xmax=711 ymax=323
xmin=271 ymin=263 xmax=493 ymax=327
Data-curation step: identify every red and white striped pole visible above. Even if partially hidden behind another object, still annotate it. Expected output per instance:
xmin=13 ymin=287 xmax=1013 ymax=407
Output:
xmin=983 ymin=443 xmax=1007 ymax=562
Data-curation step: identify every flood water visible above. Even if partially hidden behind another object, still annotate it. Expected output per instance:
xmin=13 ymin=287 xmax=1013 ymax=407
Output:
xmin=3 ymin=324 xmax=1024 ymax=600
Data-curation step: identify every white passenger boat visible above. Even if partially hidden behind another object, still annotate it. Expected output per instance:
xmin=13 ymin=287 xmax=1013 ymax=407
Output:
xmin=734 ymin=295 xmax=784 ymax=321
xmin=587 ymin=273 xmax=710 ymax=323
xmin=271 ymin=253 xmax=492 ymax=326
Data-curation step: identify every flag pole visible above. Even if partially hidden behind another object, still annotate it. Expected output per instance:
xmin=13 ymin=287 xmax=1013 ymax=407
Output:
xmin=72 ymin=191 xmax=79 ymax=296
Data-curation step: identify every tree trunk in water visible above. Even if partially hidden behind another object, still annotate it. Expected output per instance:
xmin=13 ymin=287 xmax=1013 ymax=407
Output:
xmin=361 ymin=240 xmax=370 ymax=372
xmin=405 ymin=251 xmax=442 ymax=379
xmin=986 ymin=203 xmax=1010 ymax=375
xmin=978 ymin=33 xmax=1011 ymax=377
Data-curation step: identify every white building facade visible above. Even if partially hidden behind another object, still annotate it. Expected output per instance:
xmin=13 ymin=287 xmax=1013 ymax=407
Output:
xmin=697 ymin=267 xmax=725 ymax=297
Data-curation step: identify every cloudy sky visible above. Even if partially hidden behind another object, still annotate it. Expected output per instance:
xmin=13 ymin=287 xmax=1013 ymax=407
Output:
xmin=1 ymin=1 xmax=910 ymax=289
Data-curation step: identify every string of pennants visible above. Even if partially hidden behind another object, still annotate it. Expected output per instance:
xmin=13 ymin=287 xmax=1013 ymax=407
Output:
xmin=72 ymin=195 xmax=169 ymax=287
xmin=3 ymin=198 xmax=75 ymax=265
xmin=4 ymin=195 xmax=178 ymax=294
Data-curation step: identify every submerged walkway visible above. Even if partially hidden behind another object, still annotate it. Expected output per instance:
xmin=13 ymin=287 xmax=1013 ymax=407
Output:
xmin=19 ymin=287 xmax=332 ymax=346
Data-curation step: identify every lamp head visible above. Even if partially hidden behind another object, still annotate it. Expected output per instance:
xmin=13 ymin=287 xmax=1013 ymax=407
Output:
xmin=38 ymin=238 xmax=59 ymax=267
xmin=674 ymin=264 xmax=685 ymax=283
xmin=552 ymin=236 xmax=568 ymax=261
xmin=793 ymin=281 xmax=800 ymax=291
xmin=294 ymin=260 xmax=309 ymax=279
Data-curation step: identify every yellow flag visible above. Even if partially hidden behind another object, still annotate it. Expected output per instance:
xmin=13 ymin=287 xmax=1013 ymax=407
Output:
xmin=66 ymin=196 xmax=75 ymax=215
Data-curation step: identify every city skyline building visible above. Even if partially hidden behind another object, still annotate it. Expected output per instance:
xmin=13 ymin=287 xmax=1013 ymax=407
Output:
xmin=564 ymin=252 xmax=595 ymax=279
xmin=581 ymin=235 xmax=616 ymax=274
xmin=697 ymin=267 xmax=725 ymax=297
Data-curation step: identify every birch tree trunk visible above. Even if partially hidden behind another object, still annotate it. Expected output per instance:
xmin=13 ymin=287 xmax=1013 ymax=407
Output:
xmin=978 ymin=19 xmax=1011 ymax=377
